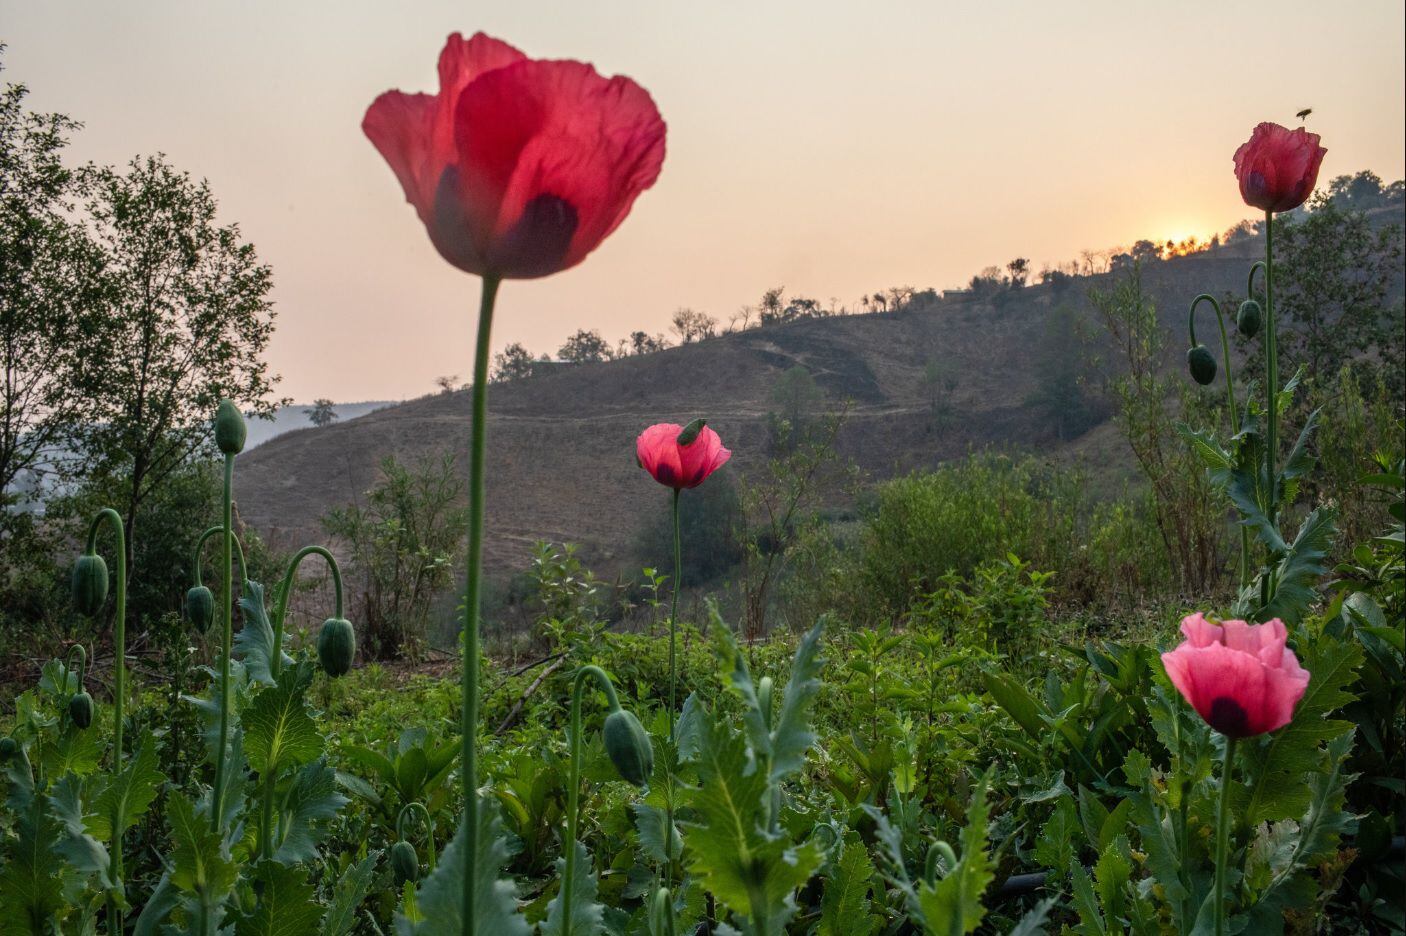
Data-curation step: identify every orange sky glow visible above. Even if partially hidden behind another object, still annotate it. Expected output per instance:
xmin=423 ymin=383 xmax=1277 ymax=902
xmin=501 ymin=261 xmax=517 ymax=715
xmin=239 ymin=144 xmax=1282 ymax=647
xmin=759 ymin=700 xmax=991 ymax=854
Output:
xmin=4 ymin=1 xmax=1404 ymax=402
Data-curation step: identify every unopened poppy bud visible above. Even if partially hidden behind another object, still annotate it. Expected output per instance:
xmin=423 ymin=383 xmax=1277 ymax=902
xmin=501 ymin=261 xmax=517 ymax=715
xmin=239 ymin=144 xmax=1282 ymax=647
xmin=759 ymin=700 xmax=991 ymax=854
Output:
xmin=1237 ymin=299 xmax=1262 ymax=338
xmin=391 ymin=839 xmax=420 ymax=886
xmin=676 ymin=418 xmax=707 ymax=446
xmin=0 ymin=737 xmax=17 ymax=759
xmin=1187 ymin=345 xmax=1217 ymax=385
xmin=186 ymin=585 xmax=215 ymax=633
xmin=317 ymin=617 xmax=356 ymax=677
xmin=214 ymin=399 xmax=247 ymax=455
xmin=602 ymin=708 xmax=653 ymax=786
xmin=69 ymin=691 xmax=94 ymax=729
xmin=71 ymin=554 xmax=109 ymax=617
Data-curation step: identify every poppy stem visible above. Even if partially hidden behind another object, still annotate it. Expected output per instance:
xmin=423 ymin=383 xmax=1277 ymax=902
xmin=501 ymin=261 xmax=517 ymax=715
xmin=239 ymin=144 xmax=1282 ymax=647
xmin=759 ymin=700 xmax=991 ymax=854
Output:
xmin=212 ymin=454 xmax=235 ymax=835
xmin=85 ymin=507 xmax=126 ymax=936
xmin=564 ymin=665 xmax=618 ymax=936
xmin=271 ymin=545 xmax=344 ymax=680
xmin=669 ymin=487 xmax=681 ymax=722
xmin=666 ymin=486 xmax=682 ymax=886
xmin=1263 ymin=211 xmax=1279 ymax=528
xmin=1213 ymin=735 xmax=1239 ymax=936
xmin=462 ymin=274 xmax=500 ymax=936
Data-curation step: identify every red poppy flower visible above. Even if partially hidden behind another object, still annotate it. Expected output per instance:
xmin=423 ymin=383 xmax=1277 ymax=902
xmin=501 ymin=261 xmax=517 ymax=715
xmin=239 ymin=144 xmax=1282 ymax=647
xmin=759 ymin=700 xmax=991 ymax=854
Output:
xmin=363 ymin=32 xmax=666 ymax=279
xmin=1160 ymin=613 xmax=1310 ymax=738
xmin=1233 ymin=122 xmax=1326 ymax=213
xmin=637 ymin=423 xmax=731 ymax=490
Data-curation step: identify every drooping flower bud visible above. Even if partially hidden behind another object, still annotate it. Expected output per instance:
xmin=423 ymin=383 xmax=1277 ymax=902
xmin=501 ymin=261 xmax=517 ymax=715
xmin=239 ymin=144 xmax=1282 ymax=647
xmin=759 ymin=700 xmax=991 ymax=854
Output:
xmin=1187 ymin=345 xmax=1217 ymax=386
xmin=185 ymin=585 xmax=216 ymax=633
xmin=214 ymin=399 xmax=247 ymax=455
xmin=391 ymin=839 xmax=420 ymax=886
xmin=71 ymin=554 xmax=110 ymax=617
xmin=1237 ymin=299 xmax=1262 ymax=338
xmin=0 ymin=737 xmax=18 ymax=760
xmin=317 ymin=617 xmax=356 ymax=677
xmin=69 ymin=691 xmax=94 ymax=729
xmin=602 ymin=708 xmax=653 ymax=786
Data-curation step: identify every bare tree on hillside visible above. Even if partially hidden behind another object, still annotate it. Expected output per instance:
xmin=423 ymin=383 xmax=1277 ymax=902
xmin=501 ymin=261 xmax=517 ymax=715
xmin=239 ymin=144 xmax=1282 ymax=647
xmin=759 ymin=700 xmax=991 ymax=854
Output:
xmin=670 ymin=307 xmax=718 ymax=344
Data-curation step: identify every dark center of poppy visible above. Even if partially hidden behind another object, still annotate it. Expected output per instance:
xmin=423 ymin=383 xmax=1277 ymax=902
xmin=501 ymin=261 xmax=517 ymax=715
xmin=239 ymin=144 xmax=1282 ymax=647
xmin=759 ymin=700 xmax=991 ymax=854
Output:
xmin=495 ymin=194 xmax=578 ymax=277
xmin=1207 ymin=696 xmax=1250 ymax=737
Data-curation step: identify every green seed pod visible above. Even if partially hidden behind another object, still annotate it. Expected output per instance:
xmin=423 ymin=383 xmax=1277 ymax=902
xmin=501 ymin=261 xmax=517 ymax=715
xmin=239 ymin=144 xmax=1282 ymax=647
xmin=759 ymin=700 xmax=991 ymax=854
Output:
xmin=602 ymin=708 xmax=653 ymax=786
xmin=71 ymin=553 xmax=110 ymax=617
xmin=391 ymin=839 xmax=420 ymax=886
xmin=676 ymin=418 xmax=707 ymax=446
xmin=1237 ymin=299 xmax=1262 ymax=338
xmin=214 ymin=399 xmax=247 ymax=455
xmin=1186 ymin=344 xmax=1217 ymax=386
xmin=69 ymin=691 xmax=94 ymax=729
xmin=0 ymin=737 xmax=17 ymax=760
xmin=185 ymin=585 xmax=216 ymax=633
xmin=317 ymin=617 xmax=356 ymax=677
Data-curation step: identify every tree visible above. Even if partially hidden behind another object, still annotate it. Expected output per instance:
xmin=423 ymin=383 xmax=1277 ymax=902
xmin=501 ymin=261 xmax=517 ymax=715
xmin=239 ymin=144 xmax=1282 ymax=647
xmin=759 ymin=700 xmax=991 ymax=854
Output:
xmin=1089 ymin=264 xmax=1222 ymax=591
xmin=738 ymin=405 xmax=854 ymax=638
xmin=434 ymin=374 xmax=459 ymax=394
xmin=72 ymin=155 xmax=284 ymax=575
xmin=1242 ymin=194 xmax=1403 ymax=394
xmin=0 ymin=59 xmax=106 ymax=517
xmin=768 ymin=365 xmax=825 ymax=450
xmin=305 ymin=399 xmax=338 ymax=427
xmin=759 ymin=287 xmax=785 ymax=323
xmin=491 ymin=342 xmax=536 ymax=382
xmin=1026 ymin=305 xmax=1105 ymax=441
xmin=1005 ymin=258 xmax=1030 ymax=288
xmin=626 ymin=330 xmax=669 ymax=356
xmin=322 ymin=453 xmax=468 ymax=661
xmin=670 ymin=307 xmax=717 ymax=344
xmin=921 ymin=357 xmax=959 ymax=430
xmin=969 ymin=266 xmax=1004 ymax=296
xmin=558 ymin=328 xmax=612 ymax=364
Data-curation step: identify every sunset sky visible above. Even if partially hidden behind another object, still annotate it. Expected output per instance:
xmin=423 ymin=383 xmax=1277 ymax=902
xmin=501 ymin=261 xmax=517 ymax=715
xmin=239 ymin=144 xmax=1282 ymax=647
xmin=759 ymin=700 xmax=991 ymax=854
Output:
xmin=4 ymin=1 xmax=1404 ymax=403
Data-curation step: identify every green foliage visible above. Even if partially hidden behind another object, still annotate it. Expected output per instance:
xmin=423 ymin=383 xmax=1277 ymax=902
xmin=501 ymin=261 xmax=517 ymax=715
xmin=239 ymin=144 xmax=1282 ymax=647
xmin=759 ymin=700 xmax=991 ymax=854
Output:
xmin=394 ymin=798 xmax=529 ymax=936
xmin=322 ymin=453 xmax=468 ymax=661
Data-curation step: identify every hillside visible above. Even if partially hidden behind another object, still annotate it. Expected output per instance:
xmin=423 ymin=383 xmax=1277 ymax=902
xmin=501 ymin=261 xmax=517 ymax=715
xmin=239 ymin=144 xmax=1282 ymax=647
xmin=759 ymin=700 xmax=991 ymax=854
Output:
xmin=236 ymin=249 xmax=1269 ymax=581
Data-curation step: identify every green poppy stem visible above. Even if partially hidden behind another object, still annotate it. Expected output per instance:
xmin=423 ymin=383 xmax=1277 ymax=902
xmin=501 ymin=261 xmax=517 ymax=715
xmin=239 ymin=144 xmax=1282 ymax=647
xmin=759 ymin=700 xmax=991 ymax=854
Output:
xmin=212 ymin=453 xmax=235 ymax=834
xmin=1188 ymin=293 xmax=1249 ymax=587
xmin=399 ymin=801 xmax=437 ymax=871
xmin=669 ymin=487 xmax=681 ymax=721
xmin=462 ymin=274 xmax=500 ymax=936
xmin=1263 ymin=211 xmax=1279 ymax=527
xmin=271 ymin=545 xmax=344 ymax=680
xmin=191 ymin=524 xmax=248 ymax=589
xmin=665 ymin=487 xmax=683 ymax=885
xmin=564 ymin=665 xmax=620 ymax=936
xmin=84 ymin=507 xmax=126 ymax=936
xmin=1213 ymin=735 xmax=1239 ymax=936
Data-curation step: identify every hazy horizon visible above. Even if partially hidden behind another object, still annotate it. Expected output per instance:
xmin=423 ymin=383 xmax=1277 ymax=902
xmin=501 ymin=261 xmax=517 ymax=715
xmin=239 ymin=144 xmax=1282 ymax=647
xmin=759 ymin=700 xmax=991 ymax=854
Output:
xmin=4 ymin=1 xmax=1403 ymax=402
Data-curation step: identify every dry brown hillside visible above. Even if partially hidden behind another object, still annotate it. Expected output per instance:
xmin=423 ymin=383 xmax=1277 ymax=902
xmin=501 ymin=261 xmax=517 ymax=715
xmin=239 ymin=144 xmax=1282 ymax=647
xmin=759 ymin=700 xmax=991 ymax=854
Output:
xmin=234 ymin=251 xmax=1261 ymax=580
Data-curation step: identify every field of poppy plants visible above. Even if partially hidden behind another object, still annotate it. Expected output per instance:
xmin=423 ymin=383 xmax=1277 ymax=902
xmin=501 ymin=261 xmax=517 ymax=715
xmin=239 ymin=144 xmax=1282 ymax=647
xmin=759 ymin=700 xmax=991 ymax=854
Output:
xmin=2 ymin=28 xmax=1404 ymax=936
